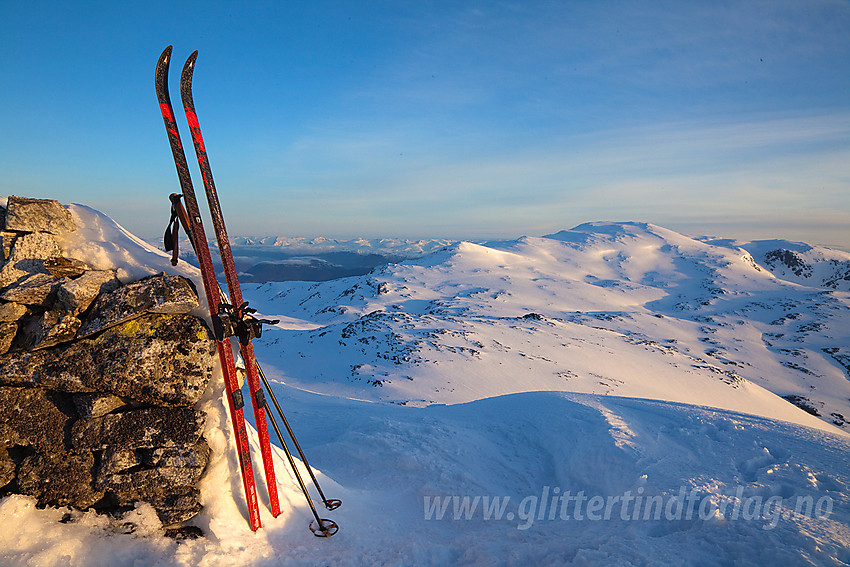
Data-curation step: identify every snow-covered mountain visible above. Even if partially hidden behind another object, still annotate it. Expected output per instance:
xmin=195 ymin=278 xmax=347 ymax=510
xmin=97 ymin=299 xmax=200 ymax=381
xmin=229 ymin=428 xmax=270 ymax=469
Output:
xmin=249 ymin=221 xmax=850 ymax=431
xmin=4 ymin=210 xmax=849 ymax=566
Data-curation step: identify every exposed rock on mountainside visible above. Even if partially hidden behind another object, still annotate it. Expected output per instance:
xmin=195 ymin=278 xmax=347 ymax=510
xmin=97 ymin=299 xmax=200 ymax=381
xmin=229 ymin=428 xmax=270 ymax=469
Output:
xmin=737 ymin=239 xmax=850 ymax=292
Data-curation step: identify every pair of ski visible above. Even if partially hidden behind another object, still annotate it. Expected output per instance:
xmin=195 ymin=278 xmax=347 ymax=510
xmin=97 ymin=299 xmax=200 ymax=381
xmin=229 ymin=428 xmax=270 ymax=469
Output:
xmin=155 ymin=46 xmax=339 ymax=536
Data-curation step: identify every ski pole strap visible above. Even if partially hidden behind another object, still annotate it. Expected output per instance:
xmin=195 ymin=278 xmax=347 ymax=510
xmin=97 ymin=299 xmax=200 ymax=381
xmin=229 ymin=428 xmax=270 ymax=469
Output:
xmin=164 ymin=194 xmax=185 ymax=266
xmin=215 ymin=301 xmax=280 ymax=345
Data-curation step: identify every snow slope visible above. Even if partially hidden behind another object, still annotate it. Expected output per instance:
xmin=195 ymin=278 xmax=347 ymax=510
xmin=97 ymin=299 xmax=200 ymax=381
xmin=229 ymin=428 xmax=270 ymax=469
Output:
xmin=1 ymin=208 xmax=848 ymax=566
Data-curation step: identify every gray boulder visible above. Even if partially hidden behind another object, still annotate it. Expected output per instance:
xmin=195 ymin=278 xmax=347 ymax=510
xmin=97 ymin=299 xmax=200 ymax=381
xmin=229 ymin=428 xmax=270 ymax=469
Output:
xmin=17 ymin=451 xmax=104 ymax=508
xmin=22 ymin=310 xmax=82 ymax=350
xmin=0 ymin=273 xmax=61 ymax=306
xmin=0 ymin=386 xmax=72 ymax=452
xmin=55 ymin=269 xmax=120 ymax=315
xmin=144 ymin=441 xmax=210 ymax=470
xmin=145 ymin=488 xmax=203 ymax=526
xmin=43 ymin=256 xmax=90 ymax=279
xmin=0 ymin=301 xmax=27 ymax=322
xmin=72 ymin=406 xmax=206 ymax=451
xmin=78 ymin=273 xmax=200 ymax=338
xmin=4 ymin=196 xmax=77 ymax=234
xmin=0 ymin=232 xmax=62 ymax=289
xmin=72 ymin=393 xmax=131 ymax=419
xmin=98 ymin=446 xmax=142 ymax=476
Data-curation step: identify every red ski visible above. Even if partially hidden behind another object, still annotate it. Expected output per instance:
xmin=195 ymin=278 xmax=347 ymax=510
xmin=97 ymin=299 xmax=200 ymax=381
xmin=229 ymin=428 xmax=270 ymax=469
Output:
xmin=179 ymin=50 xmax=281 ymax=519
xmin=155 ymin=45 xmax=263 ymax=531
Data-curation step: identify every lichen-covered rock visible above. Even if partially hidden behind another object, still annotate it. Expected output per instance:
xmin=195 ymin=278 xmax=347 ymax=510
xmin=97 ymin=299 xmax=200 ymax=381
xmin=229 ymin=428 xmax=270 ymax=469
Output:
xmin=148 ymin=488 xmax=204 ymax=526
xmin=0 ymin=301 xmax=27 ymax=322
xmin=0 ymin=232 xmax=62 ymax=289
xmin=21 ymin=310 xmax=82 ymax=350
xmin=0 ymin=314 xmax=215 ymax=406
xmin=4 ymin=196 xmax=77 ymax=234
xmin=0 ymin=232 xmax=15 ymax=261
xmin=72 ymin=406 xmax=206 ymax=451
xmin=54 ymin=269 xmax=120 ymax=315
xmin=144 ymin=441 xmax=210 ymax=470
xmin=0 ymin=446 xmax=15 ymax=489
xmin=78 ymin=274 xmax=200 ymax=338
xmin=0 ymin=386 xmax=72 ymax=452
xmin=0 ymin=322 xmax=17 ymax=354
xmin=0 ymin=303 xmax=25 ymax=354
xmin=96 ymin=442 xmax=210 ymax=480
xmin=0 ymin=273 xmax=61 ymax=306
xmin=17 ymin=451 xmax=104 ymax=508
xmin=43 ymin=256 xmax=90 ymax=279
xmin=96 ymin=466 xmax=206 ymax=499
xmin=94 ymin=464 xmax=205 ymax=525
xmin=72 ymin=393 xmax=130 ymax=419
xmin=93 ymin=440 xmax=209 ymax=525
xmin=99 ymin=446 xmax=142 ymax=476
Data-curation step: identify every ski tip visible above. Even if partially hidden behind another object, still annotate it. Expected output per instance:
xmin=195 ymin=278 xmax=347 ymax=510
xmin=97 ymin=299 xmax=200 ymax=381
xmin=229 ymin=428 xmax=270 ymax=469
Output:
xmin=156 ymin=46 xmax=174 ymax=89
xmin=158 ymin=45 xmax=173 ymax=64
xmin=181 ymin=50 xmax=199 ymax=87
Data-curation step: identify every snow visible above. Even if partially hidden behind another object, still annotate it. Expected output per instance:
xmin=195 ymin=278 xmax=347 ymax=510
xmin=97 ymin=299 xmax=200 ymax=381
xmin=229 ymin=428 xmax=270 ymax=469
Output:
xmin=1 ymin=205 xmax=848 ymax=566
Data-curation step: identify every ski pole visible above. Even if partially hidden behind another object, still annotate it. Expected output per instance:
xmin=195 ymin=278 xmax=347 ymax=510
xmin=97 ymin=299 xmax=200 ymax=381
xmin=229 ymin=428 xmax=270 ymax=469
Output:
xmin=263 ymin=398 xmax=338 ymax=536
xmin=256 ymin=364 xmax=341 ymax=510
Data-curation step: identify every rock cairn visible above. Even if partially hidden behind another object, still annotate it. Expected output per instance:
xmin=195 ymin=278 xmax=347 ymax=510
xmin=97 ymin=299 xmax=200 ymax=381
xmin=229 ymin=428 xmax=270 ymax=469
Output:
xmin=0 ymin=196 xmax=217 ymax=527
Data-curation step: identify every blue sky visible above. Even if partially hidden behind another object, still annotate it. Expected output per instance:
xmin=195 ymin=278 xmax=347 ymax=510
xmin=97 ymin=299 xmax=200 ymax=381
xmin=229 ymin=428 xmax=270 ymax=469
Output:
xmin=2 ymin=1 xmax=848 ymax=247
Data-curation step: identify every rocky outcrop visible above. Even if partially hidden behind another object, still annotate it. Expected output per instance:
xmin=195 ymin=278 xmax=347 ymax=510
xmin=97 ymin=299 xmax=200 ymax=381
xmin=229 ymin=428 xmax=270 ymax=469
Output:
xmin=0 ymin=197 xmax=216 ymax=528
xmin=77 ymin=273 xmax=199 ymax=338
xmin=3 ymin=196 xmax=77 ymax=234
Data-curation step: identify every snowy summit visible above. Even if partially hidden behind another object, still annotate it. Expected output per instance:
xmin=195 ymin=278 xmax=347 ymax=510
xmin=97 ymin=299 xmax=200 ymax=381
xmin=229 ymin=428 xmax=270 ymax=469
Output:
xmin=1 ymin=206 xmax=848 ymax=566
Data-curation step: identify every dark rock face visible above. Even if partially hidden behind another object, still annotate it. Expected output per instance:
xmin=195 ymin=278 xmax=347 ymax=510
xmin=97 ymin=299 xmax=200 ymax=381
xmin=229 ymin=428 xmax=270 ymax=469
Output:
xmin=0 ymin=386 xmax=72 ymax=452
xmin=17 ymin=451 xmax=104 ymax=509
xmin=72 ymin=407 xmax=206 ymax=451
xmin=0 ymin=197 xmax=216 ymax=528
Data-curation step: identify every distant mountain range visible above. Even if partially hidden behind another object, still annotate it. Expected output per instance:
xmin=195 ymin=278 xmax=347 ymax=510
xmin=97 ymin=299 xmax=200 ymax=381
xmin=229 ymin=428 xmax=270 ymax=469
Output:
xmin=171 ymin=236 xmax=458 ymax=282
xmin=170 ymin=229 xmax=850 ymax=291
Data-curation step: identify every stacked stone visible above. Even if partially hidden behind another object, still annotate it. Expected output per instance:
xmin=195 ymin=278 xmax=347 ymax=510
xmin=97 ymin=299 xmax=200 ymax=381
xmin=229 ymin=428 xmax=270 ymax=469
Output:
xmin=0 ymin=196 xmax=217 ymax=527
